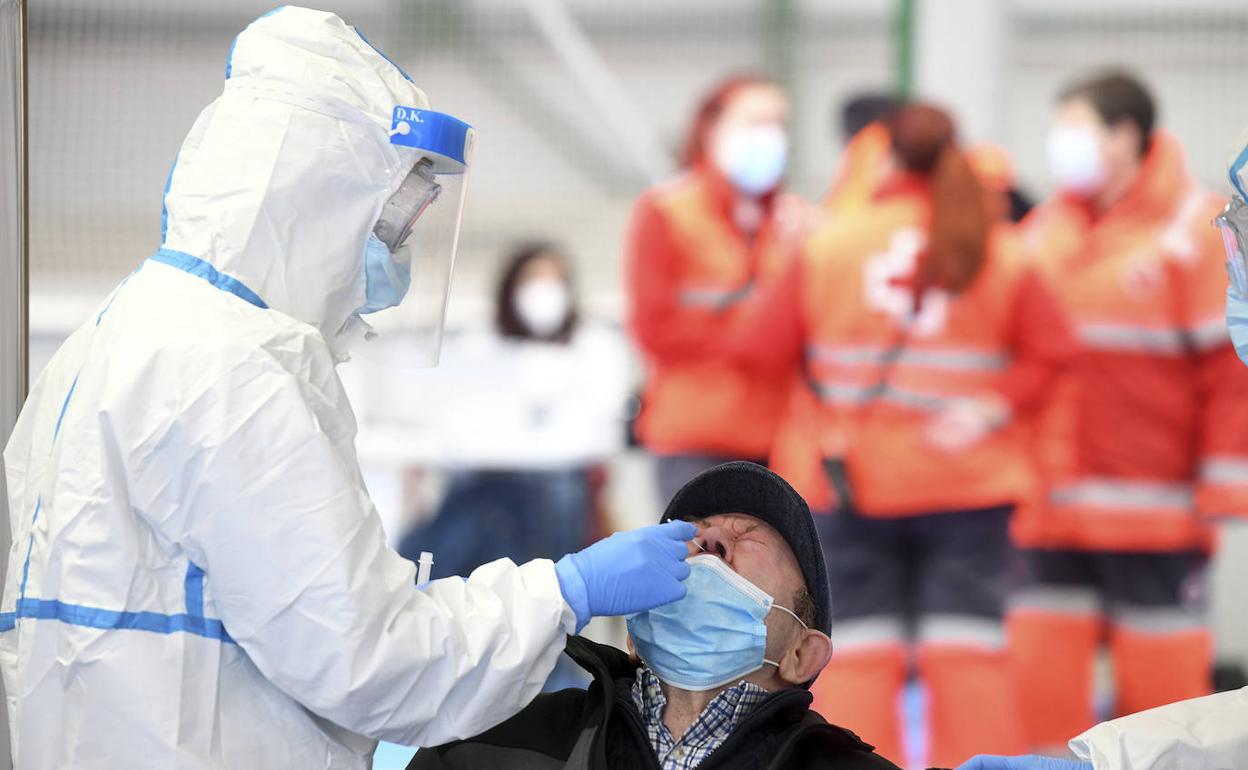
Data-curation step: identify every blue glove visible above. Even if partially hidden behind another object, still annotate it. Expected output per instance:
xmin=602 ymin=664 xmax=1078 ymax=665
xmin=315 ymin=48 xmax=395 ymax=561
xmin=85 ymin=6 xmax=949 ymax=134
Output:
xmin=957 ymin=756 xmax=1093 ymax=770
xmin=555 ymin=520 xmax=696 ymax=632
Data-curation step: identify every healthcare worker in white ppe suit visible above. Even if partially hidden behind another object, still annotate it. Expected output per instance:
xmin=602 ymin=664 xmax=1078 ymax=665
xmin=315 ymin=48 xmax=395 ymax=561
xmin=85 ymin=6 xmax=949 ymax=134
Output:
xmin=954 ymin=128 xmax=1248 ymax=770
xmin=0 ymin=7 xmax=696 ymax=769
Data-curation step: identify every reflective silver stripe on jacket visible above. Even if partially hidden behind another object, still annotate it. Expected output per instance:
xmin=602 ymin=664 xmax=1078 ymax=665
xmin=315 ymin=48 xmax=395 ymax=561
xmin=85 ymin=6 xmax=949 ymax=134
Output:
xmin=1110 ymin=604 xmax=1205 ymax=636
xmin=1049 ymin=478 xmax=1194 ymax=511
xmin=811 ymin=381 xmax=948 ymax=413
xmin=1077 ymin=323 xmax=1187 ymax=355
xmin=1008 ymin=586 xmax=1101 ymax=617
xmin=678 ymin=283 xmax=754 ymax=310
xmin=916 ymin=614 xmax=1006 ymax=650
xmin=1188 ymin=315 xmax=1230 ymax=352
xmin=829 ymin=617 xmax=906 ymax=651
xmin=807 ymin=344 xmax=1009 ymax=372
xmin=1200 ymin=456 xmax=1248 ymax=486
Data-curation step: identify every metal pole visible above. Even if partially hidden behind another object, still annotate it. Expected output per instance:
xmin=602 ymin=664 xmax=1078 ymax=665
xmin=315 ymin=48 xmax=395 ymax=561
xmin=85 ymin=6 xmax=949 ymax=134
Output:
xmin=520 ymin=0 xmax=672 ymax=185
xmin=762 ymin=0 xmax=798 ymax=188
xmin=0 ymin=0 xmax=27 ymax=766
xmin=895 ymin=0 xmax=916 ymax=101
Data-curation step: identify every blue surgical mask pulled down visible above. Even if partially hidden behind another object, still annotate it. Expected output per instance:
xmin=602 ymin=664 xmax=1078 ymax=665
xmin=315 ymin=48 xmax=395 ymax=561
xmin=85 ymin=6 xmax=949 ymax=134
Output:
xmin=358 ymin=232 xmax=412 ymax=314
xmin=1228 ymin=289 xmax=1248 ymax=367
xmin=712 ymin=125 xmax=788 ymax=197
xmin=626 ymin=553 xmax=806 ymax=691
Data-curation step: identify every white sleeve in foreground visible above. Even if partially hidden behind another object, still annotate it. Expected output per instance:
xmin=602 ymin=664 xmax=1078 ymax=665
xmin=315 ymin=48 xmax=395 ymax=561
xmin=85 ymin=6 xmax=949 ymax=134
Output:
xmin=1069 ymin=688 xmax=1248 ymax=770
xmin=135 ymin=349 xmax=577 ymax=748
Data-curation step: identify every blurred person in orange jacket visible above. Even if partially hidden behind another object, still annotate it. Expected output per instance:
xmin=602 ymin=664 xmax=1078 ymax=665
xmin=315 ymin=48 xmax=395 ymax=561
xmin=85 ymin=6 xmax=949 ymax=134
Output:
xmin=625 ymin=75 xmax=811 ymax=502
xmin=969 ymin=143 xmax=1018 ymax=224
xmin=969 ymin=142 xmax=1038 ymax=225
xmin=722 ymin=104 xmax=1076 ymax=768
xmin=769 ymin=141 xmax=1033 ymax=519
xmin=1009 ymin=71 xmax=1248 ymax=753
xmin=823 ymin=92 xmax=898 ymax=217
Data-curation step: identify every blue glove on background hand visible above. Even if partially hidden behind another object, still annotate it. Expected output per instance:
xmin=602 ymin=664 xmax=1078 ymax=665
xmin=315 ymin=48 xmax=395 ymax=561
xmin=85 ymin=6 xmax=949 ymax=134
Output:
xmin=555 ymin=520 xmax=696 ymax=632
xmin=957 ymin=755 xmax=1093 ymax=770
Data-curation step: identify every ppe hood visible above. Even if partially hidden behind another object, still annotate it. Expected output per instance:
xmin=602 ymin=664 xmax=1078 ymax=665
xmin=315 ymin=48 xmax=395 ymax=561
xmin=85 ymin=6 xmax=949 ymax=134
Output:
xmin=159 ymin=6 xmax=435 ymax=352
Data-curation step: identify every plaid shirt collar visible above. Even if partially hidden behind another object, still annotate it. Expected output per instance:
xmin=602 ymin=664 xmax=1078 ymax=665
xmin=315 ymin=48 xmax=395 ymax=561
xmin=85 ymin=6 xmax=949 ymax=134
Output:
xmin=630 ymin=666 xmax=770 ymax=770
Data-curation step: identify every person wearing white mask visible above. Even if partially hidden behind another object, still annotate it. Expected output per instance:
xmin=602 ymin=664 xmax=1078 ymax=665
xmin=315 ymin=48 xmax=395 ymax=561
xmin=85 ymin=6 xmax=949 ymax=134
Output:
xmin=624 ymin=75 xmax=813 ymax=505
xmin=950 ymin=118 xmax=1248 ymax=770
xmin=344 ymin=242 xmax=630 ymax=695
xmin=378 ymin=242 xmax=630 ymax=633
xmin=1012 ymin=70 xmax=1248 ymax=756
xmin=0 ymin=10 xmax=697 ymax=769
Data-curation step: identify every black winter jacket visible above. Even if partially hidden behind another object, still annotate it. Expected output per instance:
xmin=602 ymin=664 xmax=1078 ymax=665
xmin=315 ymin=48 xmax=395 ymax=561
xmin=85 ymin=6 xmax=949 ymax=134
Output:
xmin=407 ymin=636 xmax=902 ymax=770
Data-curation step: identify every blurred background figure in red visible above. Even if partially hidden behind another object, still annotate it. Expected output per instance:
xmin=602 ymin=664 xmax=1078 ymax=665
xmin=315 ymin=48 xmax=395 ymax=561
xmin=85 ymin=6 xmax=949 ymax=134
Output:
xmin=697 ymin=102 xmax=1075 ymax=768
xmin=624 ymin=74 xmax=812 ymax=504
xmin=822 ymin=92 xmax=899 ymax=219
xmin=1010 ymin=70 xmax=1248 ymax=754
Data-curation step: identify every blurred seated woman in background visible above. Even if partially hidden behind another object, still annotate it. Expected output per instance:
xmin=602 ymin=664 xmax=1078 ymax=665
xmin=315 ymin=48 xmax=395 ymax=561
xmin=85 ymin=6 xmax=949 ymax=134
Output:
xmin=393 ymin=242 xmax=630 ymax=690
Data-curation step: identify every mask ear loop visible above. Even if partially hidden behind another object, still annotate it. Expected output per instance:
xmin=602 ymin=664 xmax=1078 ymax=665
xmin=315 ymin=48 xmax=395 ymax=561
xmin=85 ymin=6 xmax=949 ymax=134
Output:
xmin=762 ymin=604 xmax=809 ymax=668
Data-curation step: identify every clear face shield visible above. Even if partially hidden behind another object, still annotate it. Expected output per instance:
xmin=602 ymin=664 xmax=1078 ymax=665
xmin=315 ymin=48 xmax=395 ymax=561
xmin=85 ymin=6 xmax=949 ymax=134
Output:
xmin=364 ymin=106 xmax=474 ymax=367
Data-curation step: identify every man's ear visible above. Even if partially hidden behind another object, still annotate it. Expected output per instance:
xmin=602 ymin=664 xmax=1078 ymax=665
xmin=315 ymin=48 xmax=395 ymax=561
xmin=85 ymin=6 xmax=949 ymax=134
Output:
xmin=625 ymin=634 xmax=641 ymax=664
xmin=777 ymin=629 xmax=832 ymax=686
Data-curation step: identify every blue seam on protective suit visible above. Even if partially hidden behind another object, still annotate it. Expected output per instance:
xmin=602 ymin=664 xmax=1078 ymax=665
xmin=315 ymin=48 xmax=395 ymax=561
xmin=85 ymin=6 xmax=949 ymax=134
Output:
xmin=17 ymin=366 xmax=81 ymax=604
xmin=1231 ymin=144 xmax=1248 ymax=201
xmin=184 ymin=563 xmax=205 ymax=617
xmin=16 ymin=499 xmax=40 ymax=604
xmin=355 ymin=28 xmax=413 ymax=83
xmin=150 ymin=249 xmax=269 ymax=309
xmin=52 ymin=374 xmax=79 ymax=441
xmin=95 ymin=267 xmax=140 ymax=326
xmin=6 ymin=263 xmax=238 ymax=644
xmin=0 ymin=599 xmax=235 ymax=643
xmin=160 ymin=152 xmax=179 ymax=244
xmin=19 ymin=268 xmax=128 ymax=605
xmin=225 ymin=36 xmax=238 ymax=79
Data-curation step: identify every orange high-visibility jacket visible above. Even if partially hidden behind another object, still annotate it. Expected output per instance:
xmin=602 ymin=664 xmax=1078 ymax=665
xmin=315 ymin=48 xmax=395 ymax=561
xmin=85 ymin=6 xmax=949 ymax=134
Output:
xmin=625 ymin=169 xmax=808 ymax=458
xmin=1017 ymin=131 xmax=1248 ymax=552
xmin=754 ymin=177 xmax=1075 ymax=515
xmin=823 ymin=122 xmax=893 ymax=216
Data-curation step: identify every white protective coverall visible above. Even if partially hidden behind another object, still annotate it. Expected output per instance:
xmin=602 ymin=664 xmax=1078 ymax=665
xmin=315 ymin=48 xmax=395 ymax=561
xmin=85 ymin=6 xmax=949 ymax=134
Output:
xmin=1069 ymin=687 xmax=1248 ymax=770
xmin=0 ymin=8 xmax=577 ymax=769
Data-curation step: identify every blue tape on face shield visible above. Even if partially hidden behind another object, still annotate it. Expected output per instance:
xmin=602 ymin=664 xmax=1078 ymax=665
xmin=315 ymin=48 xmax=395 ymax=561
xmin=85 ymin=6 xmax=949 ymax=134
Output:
xmin=625 ymin=554 xmax=807 ymax=691
xmin=358 ymin=233 xmax=411 ymax=314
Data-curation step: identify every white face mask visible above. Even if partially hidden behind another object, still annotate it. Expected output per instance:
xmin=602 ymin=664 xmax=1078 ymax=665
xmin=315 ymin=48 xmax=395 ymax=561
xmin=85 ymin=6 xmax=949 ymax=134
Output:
xmin=712 ymin=124 xmax=788 ymax=197
xmin=515 ymin=278 xmax=571 ymax=338
xmin=1046 ymin=125 xmax=1107 ymax=194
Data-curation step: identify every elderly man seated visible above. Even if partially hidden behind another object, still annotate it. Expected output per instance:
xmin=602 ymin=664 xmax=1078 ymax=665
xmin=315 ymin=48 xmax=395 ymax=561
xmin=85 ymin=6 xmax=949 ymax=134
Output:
xmin=408 ymin=461 xmax=900 ymax=770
